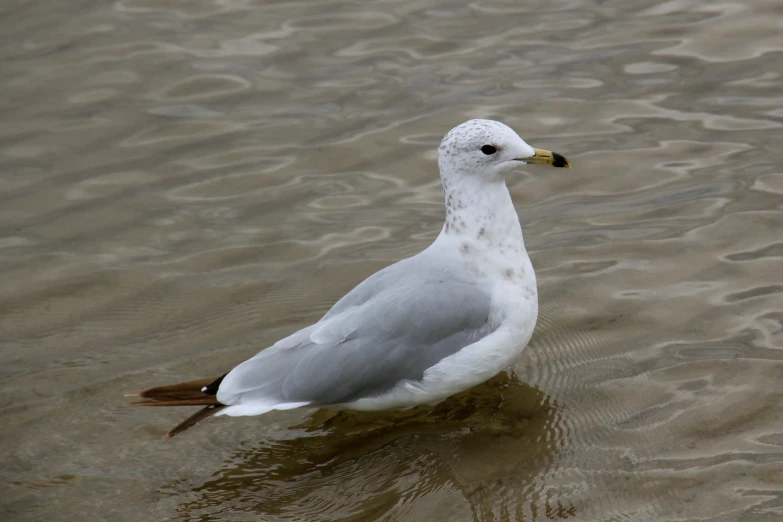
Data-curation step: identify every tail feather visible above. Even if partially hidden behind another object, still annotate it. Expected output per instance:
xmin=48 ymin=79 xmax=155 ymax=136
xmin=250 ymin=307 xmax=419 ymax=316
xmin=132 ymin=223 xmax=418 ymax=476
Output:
xmin=126 ymin=397 xmax=220 ymax=407
xmin=125 ymin=376 xmax=222 ymax=402
xmin=125 ymin=374 xmax=228 ymax=438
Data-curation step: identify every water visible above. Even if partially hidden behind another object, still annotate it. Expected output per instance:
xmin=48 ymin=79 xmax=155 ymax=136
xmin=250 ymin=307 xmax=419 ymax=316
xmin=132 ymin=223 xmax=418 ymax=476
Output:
xmin=2 ymin=0 xmax=782 ymax=520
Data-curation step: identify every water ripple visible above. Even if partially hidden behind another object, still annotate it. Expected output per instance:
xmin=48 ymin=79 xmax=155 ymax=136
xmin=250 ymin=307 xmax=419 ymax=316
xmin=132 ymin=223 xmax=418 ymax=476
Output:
xmin=3 ymin=0 xmax=783 ymax=520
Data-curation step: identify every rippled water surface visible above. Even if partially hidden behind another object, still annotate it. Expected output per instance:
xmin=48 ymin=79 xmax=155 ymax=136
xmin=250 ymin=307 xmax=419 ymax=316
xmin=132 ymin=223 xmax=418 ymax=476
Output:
xmin=2 ymin=0 xmax=783 ymax=520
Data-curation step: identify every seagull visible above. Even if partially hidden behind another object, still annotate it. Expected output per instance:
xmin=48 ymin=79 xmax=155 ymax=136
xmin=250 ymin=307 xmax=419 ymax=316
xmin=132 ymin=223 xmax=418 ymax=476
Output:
xmin=127 ymin=119 xmax=570 ymax=438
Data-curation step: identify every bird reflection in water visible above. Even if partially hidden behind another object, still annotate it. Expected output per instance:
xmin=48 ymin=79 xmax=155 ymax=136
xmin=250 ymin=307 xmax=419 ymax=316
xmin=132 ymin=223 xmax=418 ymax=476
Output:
xmin=169 ymin=373 xmax=576 ymax=520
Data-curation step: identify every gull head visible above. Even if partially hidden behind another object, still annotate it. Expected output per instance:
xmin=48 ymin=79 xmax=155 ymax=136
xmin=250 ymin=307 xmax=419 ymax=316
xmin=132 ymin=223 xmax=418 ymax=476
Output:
xmin=438 ymin=119 xmax=570 ymax=185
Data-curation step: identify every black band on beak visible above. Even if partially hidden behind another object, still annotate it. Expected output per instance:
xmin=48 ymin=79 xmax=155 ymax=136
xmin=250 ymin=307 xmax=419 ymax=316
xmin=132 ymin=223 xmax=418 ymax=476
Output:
xmin=552 ymin=152 xmax=569 ymax=168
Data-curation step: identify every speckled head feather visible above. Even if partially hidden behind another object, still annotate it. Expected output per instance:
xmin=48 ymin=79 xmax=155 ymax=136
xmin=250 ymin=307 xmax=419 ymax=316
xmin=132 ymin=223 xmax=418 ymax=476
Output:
xmin=438 ymin=119 xmax=536 ymax=185
xmin=435 ymin=119 xmax=540 ymax=246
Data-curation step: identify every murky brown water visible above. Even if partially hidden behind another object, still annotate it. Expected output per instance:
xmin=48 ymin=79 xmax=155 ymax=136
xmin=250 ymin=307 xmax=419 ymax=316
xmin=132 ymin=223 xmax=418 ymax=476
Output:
xmin=2 ymin=0 xmax=783 ymax=520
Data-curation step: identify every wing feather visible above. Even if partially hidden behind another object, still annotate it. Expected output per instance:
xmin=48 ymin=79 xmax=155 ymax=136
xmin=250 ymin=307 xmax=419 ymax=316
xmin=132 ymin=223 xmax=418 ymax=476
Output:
xmin=217 ymin=273 xmax=494 ymax=408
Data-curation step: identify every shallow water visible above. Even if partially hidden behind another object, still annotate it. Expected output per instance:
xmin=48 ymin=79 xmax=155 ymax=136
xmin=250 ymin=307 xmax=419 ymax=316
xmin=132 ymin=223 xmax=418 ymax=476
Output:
xmin=2 ymin=0 xmax=783 ymax=520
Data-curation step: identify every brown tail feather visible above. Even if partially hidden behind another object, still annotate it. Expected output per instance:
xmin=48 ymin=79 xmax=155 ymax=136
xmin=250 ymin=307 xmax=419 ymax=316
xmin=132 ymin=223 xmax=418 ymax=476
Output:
xmin=125 ymin=377 xmax=221 ymax=402
xmin=126 ymin=397 xmax=220 ymax=407
xmin=125 ymin=374 xmax=228 ymax=438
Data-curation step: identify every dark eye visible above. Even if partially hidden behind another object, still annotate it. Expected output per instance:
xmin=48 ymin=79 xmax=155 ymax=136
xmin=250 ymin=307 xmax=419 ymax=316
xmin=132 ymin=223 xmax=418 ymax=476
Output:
xmin=480 ymin=145 xmax=497 ymax=155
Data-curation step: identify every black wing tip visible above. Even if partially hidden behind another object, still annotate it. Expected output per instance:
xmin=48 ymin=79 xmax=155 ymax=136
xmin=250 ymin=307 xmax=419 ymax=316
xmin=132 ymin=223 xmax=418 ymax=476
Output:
xmin=202 ymin=373 xmax=228 ymax=396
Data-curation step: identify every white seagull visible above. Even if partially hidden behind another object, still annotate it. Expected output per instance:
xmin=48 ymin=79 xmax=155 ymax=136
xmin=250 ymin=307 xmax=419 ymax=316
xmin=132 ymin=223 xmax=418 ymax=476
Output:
xmin=127 ymin=119 xmax=571 ymax=437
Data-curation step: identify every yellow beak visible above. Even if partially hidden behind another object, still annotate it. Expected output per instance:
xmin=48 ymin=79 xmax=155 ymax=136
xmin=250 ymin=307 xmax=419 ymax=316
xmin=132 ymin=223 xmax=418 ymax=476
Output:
xmin=520 ymin=148 xmax=571 ymax=168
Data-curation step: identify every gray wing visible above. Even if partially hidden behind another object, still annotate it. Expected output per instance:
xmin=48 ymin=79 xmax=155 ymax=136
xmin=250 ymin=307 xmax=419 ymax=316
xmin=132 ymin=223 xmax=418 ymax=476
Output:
xmin=218 ymin=265 xmax=495 ymax=406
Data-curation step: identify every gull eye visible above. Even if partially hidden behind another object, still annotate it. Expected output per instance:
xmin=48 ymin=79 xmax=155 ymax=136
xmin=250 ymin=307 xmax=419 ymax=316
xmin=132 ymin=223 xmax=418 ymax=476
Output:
xmin=480 ymin=145 xmax=497 ymax=155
